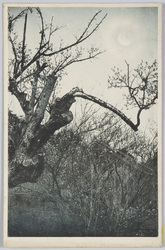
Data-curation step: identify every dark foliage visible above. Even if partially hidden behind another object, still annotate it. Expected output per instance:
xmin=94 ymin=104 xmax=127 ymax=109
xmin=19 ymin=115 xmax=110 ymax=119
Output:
xmin=8 ymin=119 xmax=158 ymax=237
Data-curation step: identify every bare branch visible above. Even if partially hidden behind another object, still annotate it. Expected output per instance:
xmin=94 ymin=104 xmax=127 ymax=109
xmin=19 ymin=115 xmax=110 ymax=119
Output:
xmin=8 ymin=9 xmax=27 ymax=32
xmin=9 ymin=35 xmax=17 ymax=60
xmin=9 ymin=35 xmax=19 ymax=75
xmin=43 ymin=11 xmax=107 ymax=57
xmin=35 ymin=7 xmax=45 ymax=49
xmin=28 ymin=77 xmax=38 ymax=115
xmin=108 ymin=60 xmax=158 ymax=128
xmin=73 ymin=90 xmax=138 ymax=131
xmin=21 ymin=9 xmax=28 ymax=70
xmin=125 ymin=60 xmax=129 ymax=86
xmin=54 ymin=49 xmax=104 ymax=73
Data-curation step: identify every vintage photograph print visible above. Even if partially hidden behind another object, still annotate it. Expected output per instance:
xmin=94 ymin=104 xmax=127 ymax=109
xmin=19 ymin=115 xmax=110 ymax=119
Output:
xmin=3 ymin=3 xmax=162 ymax=248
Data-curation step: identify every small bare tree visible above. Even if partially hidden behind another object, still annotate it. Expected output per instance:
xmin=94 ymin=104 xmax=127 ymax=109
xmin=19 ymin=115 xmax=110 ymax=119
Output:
xmin=108 ymin=60 xmax=158 ymax=128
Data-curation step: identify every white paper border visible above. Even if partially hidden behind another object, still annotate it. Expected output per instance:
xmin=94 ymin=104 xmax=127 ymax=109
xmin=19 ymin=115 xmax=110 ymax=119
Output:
xmin=2 ymin=2 xmax=163 ymax=248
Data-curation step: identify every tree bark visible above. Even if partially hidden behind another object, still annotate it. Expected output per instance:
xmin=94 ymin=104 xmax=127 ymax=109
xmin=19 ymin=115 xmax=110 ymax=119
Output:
xmin=8 ymin=81 xmax=77 ymax=188
xmin=9 ymin=150 xmax=44 ymax=188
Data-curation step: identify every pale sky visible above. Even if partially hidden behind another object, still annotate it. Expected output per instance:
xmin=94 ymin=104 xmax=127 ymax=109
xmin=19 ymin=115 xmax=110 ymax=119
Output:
xmin=8 ymin=5 xmax=159 ymax=134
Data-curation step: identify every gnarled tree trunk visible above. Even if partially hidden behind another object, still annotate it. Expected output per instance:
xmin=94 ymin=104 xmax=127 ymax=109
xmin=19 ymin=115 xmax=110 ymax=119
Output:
xmin=9 ymin=75 xmax=76 ymax=188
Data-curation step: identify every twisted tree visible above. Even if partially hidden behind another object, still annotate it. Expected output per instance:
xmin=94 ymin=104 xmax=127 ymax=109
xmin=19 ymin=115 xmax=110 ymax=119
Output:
xmin=8 ymin=7 xmax=158 ymax=188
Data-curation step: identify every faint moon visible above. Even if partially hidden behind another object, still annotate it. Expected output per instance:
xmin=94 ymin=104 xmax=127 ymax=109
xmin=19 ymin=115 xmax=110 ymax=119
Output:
xmin=118 ymin=31 xmax=132 ymax=46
